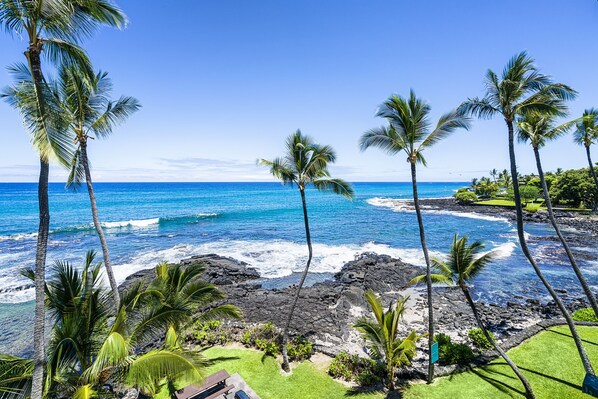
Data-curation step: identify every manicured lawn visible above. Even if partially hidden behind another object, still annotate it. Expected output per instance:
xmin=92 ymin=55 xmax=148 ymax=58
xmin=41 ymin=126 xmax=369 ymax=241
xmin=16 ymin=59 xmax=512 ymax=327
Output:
xmin=475 ymin=199 xmax=516 ymax=207
xmin=405 ymin=326 xmax=598 ymax=399
xmin=158 ymin=347 xmax=384 ymax=399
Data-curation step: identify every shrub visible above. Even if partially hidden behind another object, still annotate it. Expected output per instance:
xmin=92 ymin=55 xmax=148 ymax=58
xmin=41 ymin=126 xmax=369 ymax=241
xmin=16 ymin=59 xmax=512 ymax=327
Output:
xmin=241 ymin=323 xmax=314 ymax=361
xmin=525 ymin=203 xmax=541 ymax=213
xmin=192 ymin=320 xmax=231 ymax=346
xmin=435 ymin=333 xmax=475 ymax=366
xmin=328 ymin=351 xmax=384 ymax=386
xmin=468 ymin=328 xmax=494 ymax=350
xmin=572 ymin=307 xmax=598 ymax=322
xmin=454 ymin=191 xmax=478 ymax=204
xmin=287 ymin=336 xmax=313 ymax=361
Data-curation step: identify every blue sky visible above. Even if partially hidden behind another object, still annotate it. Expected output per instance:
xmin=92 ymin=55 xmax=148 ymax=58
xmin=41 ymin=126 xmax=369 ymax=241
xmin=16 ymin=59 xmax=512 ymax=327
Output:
xmin=1 ymin=0 xmax=598 ymax=182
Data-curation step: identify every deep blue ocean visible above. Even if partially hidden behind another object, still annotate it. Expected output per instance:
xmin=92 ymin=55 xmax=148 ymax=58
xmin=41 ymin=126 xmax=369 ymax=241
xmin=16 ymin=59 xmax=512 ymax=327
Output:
xmin=1 ymin=182 xmax=597 ymax=355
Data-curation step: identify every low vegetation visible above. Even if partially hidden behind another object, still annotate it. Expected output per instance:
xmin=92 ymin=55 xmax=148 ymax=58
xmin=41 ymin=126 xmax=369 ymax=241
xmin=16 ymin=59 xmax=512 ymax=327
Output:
xmin=572 ymin=307 xmax=598 ymax=322
xmin=434 ymin=333 xmax=475 ymax=366
xmin=328 ymin=351 xmax=384 ymax=386
xmin=468 ymin=328 xmax=494 ymax=350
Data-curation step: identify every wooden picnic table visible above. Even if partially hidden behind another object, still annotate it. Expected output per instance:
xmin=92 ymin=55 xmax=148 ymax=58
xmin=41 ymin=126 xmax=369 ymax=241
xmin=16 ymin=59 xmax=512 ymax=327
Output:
xmin=174 ymin=370 xmax=232 ymax=399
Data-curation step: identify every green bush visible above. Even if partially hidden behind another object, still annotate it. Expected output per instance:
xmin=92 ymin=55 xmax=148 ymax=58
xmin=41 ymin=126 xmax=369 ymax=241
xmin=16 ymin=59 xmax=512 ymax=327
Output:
xmin=454 ymin=191 xmax=478 ymax=205
xmin=241 ymin=322 xmax=279 ymax=347
xmin=255 ymin=338 xmax=279 ymax=357
xmin=192 ymin=320 xmax=231 ymax=346
xmin=572 ymin=307 xmax=598 ymax=322
xmin=468 ymin=328 xmax=494 ymax=350
xmin=525 ymin=203 xmax=541 ymax=213
xmin=287 ymin=336 xmax=313 ymax=361
xmin=328 ymin=351 xmax=384 ymax=386
xmin=435 ymin=333 xmax=475 ymax=366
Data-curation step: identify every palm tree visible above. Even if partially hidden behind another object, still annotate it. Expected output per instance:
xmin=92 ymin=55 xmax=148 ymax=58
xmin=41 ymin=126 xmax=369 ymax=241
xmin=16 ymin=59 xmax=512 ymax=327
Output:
xmin=258 ymin=130 xmax=354 ymax=371
xmin=56 ymin=65 xmax=140 ymax=308
xmin=499 ymin=169 xmax=512 ymax=189
xmin=0 ymin=253 xmax=239 ymax=398
xmin=490 ymin=168 xmax=498 ymax=183
xmin=517 ymin=112 xmax=598 ymax=318
xmin=360 ymin=90 xmax=471 ymax=382
xmin=0 ymin=2 xmax=126 ymax=397
xmin=354 ymin=290 xmax=419 ymax=391
xmin=459 ymin=51 xmax=594 ymax=375
xmin=572 ymin=109 xmax=598 ymax=199
xmin=411 ymin=234 xmax=535 ymax=399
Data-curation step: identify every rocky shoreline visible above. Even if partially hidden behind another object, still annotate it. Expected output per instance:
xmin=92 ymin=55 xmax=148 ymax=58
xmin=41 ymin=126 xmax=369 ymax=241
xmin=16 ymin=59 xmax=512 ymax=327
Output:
xmin=122 ymin=250 xmax=592 ymax=378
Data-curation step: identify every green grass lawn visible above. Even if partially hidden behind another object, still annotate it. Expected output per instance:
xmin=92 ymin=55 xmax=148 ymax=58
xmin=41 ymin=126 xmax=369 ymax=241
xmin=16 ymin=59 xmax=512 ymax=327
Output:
xmin=157 ymin=326 xmax=596 ymax=399
xmin=160 ymin=347 xmax=384 ymax=399
xmin=475 ymin=199 xmax=517 ymax=207
xmin=405 ymin=326 xmax=598 ymax=399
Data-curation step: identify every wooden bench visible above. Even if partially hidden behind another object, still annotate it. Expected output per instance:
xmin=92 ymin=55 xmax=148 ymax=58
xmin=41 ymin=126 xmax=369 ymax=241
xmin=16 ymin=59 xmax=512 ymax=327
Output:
xmin=174 ymin=370 xmax=231 ymax=399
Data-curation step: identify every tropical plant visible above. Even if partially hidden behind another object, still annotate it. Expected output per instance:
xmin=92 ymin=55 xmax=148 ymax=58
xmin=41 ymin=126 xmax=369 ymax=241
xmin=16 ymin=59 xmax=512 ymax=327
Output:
xmin=549 ymin=168 xmax=598 ymax=208
xmin=453 ymin=190 xmax=478 ymax=204
xmin=459 ymin=51 xmax=594 ymax=376
xmin=53 ymin=65 xmax=140 ymax=308
xmin=490 ymin=168 xmax=498 ymax=183
xmin=0 ymin=253 xmax=240 ymax=398
xmin=360 ymin=90 xmax=470 ymax=382
xmin=572 ymin=108 xmax=598 ymax=204
xmin=517 ymin=112 xmax=598 ymax=317
xmin=354 ymin=290 xmax=419 ymax=391
xmin=0 ymin=2 xmax=126 ymax=396
xmin=499 ymin=168 xmax=512 ymax=189
xmin=507 ymin=185 xmax=540 ymax=206
xmin=410 ymin=234 xmax=535 ymax=399
xmin=258 ymin=130 xmax=354 ymax=371
xmin=474 ymin=179 xmax=499 ymax=199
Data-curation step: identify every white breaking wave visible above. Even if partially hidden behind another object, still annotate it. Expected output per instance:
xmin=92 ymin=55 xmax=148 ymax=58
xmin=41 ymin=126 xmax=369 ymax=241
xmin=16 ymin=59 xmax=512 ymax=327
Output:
xmin=0 ymin=239 xmax=446 ymax=304
xmin=102 ymin=218 xmax=160 ymax=229
xmin=366 ymin=197 xmax=511 ymax=223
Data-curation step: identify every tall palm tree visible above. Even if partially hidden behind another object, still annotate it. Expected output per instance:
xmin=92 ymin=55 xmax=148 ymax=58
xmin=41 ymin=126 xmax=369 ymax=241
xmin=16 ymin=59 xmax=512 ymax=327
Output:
xmin=360 ymin=90 xmax=471 ymax=383
xmin=354 ymin=290 xmax=419 ymax=391
xmin=517 ymin=112 xmax=598 ymax=317
xmin=258 ymin=130 xmax=354 ymax=371
xmin=1 ymin=2 xmax=126 ymax=397
xmin=572 ymin=109 xmax=598 ymax=198
xmin=459 ymin=51 xmax=594 ymax=375
xmin=411 ymin=234 xmax=535 ymax=399
xmin=57 ymin=65 xmax=140 ymax=308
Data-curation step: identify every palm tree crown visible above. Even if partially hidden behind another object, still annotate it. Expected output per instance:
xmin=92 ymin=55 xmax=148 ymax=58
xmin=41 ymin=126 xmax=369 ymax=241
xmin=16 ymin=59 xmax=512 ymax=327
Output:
xmin=259 ymin=130 xmax=354 ymax=198
xmin=360 ymin=90 xmax=471 ymax=164
xmin=516 ymin=112 xmax=574 ymax=149
xmin=459 ymin=52 xmax=576 ymax=123
xmin=573 ymin=108 xmax=598 ymax=148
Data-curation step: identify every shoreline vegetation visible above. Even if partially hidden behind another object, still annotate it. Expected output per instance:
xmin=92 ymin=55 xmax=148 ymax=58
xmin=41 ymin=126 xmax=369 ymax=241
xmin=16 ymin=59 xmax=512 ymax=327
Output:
xmin=1 ymin=1 xmax=598 ymax=397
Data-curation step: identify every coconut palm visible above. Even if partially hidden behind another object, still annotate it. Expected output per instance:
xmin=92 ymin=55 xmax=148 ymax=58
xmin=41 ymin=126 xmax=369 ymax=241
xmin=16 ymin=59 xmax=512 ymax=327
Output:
xmin=0 ymin=252 xmax=240 ymax=398
xmin=411 ymin=234 xmax=535 ymax=399
xmin=490 ymin=168 xmax=498 ymax=183
xmin=258 ymin=130 xmax=354 ymax=371
xmin=55 ymin=65 xmax=140 ymax=308
xmin=459 ymin=51 xmax=594 ymax=375
xmin=0 ymin=2 xmax=126 ymax=396
xmin=499 ymin=169 xmax=512 ymax=189
xmin=517 ymin=112 xmax=598 ymax=318
xmin=572 ymin=109 xmax=598 ymax=198
xmin=354 ymin=290 xmax=419 ymax=391
xmin=360 ymin=90 xmax=471 ymax=382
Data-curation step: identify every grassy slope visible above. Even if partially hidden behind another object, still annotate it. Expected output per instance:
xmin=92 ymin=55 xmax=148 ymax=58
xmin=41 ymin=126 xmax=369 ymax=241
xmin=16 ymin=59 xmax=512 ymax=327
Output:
xmin=405 ymin=326 xmax=598 ymax=399
xmin=198 ymin=347 xmax=384 ymax=399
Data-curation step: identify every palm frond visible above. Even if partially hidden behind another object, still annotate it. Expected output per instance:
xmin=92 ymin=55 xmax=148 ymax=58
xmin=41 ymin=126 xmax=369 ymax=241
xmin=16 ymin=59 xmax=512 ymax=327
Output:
xmin=312 ymin=177 xmax=354 ymax=199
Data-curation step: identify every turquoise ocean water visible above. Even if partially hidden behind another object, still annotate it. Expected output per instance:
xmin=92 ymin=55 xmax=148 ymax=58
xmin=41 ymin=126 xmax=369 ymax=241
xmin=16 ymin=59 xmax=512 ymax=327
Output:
xmin=1 ymin=182 xmax=597 ymax=355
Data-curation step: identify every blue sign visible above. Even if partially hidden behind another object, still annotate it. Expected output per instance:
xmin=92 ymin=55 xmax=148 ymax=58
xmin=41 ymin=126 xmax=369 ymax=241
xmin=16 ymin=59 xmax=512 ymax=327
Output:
xmin=431 ymin=342 xmax=439 ymax=364
xmin=583 ymin=373 xmax=598 ymax=397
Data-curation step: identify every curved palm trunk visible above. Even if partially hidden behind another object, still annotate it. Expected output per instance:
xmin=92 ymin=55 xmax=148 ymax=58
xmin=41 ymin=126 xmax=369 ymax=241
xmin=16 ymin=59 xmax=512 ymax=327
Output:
xmin=461 ymin=285 xmax=535 ymax=398
xmin=26 ymin=45 xmax=49 ymax=399
xmin=410 ymin=162 xmax=435 ymax=383
xmin=80 ymin=141 xmax=120 ymax=309
xmin=507 ymin=120 xmax=595 ymax=375
xmin=280 ymin=188 xmax=313 ymax=371
xmin=585 ymin=145 xmax=598 ymax=212
xmin=533 ymin=147 xmax=598 ymax=316
xmin=387 ymin=363 xmax=395 ymax=391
